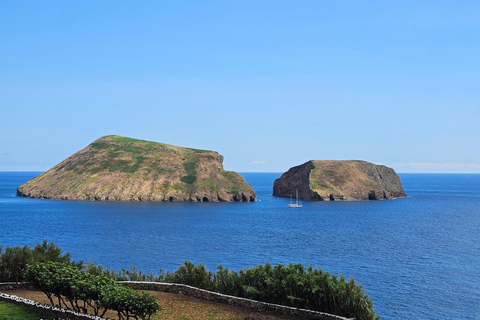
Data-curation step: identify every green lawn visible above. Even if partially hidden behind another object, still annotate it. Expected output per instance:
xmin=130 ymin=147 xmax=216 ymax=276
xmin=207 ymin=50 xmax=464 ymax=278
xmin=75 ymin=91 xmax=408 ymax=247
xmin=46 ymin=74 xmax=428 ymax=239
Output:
xmin=0 ymin=300 xmax=54 ymax=320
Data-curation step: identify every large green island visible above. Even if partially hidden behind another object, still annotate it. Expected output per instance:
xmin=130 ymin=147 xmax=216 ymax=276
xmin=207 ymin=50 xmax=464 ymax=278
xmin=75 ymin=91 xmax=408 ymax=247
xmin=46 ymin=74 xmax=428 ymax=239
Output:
xmin=17 ymin=135 xmax=256 ymax=202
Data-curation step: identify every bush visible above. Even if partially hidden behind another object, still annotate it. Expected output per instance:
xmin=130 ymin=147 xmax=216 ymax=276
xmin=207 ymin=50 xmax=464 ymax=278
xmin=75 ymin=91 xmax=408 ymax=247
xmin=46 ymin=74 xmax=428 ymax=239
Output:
xmin=100 ymin=284 xmax=160 ymax=320
xmin=5 ymin=241 xmax=378 ymax=319
xmin=84 ymin=260 xmax=379 ymax=320
xmin=25 ymin=262 xmax=160 ymax=320
xmin=163 ymin=261 xmax=215 ymax=291
xmin=0 ymin=240 xmax=81 ymax=283
xmin=84 ymin=262 xmax=157 ymax=282
xmin=215 ymin=265 xmax=242 ymax=296
xmin=0 ymin=244 xmax=31 ymax=283
xmin=230 ymin=263 xmax=379 ymax=320
xmin=165 ymin=261 xmax=379 ymax=320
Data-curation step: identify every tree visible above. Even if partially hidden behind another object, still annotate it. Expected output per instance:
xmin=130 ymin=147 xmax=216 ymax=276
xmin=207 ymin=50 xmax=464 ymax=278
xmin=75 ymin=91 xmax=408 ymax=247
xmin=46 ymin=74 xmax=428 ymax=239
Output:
xmin=26 ymin=261 xmax=161 ymax=320
xmin=0 ymin=240 xmax=82 ymax=283
xmin=0 ymin=245 xmax=32 ymax=283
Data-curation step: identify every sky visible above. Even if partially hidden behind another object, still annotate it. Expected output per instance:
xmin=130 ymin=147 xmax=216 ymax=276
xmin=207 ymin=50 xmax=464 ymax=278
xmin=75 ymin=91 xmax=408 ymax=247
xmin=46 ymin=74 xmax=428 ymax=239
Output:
xmin=1 ymin=1 xmax=479 ymax=173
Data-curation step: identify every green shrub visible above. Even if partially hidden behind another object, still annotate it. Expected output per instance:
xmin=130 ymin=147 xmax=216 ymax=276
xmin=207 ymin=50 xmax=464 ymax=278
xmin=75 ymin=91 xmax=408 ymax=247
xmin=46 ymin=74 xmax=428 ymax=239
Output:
xmin=0 ymin=244 xmax=31 ymax=283
xmin=0 ymin=240 xmax=82 ymax=283
xmin=25 ymin=261 xmax=160 ymax=320
xmin=215 ymin=265 xmax=242 ymax=296
xmin=228 ymin=186 xmax=240 ymax=195
xmin=163 ymin=261 xmax=379 ymax=320
xmin=180 ymin=174 xmax=196 ymax=184
xmin=181 ymin=161 xmax=197 ymax=184
xmin=163 ymin=261 xmax=216 ymax=291
xmin=6 ymin=239 xmax=377 ymax=320
xmin=83 ymin=259 xmax=378 ymax=320
xmin=101 ymin=285 xmax=160 ymax=320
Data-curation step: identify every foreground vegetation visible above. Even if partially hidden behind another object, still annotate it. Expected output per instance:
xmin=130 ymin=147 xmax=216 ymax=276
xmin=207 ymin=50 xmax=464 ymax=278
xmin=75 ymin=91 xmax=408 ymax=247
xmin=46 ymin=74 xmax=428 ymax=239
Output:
xmin=85 ymin=261 xmax=378 ymax=320
xmin=0 ymin=300 xmax=54 ymax=320
xmin=1 ymin=242 xmax=160 ymax=320
xmin=0 ymin=241 xmax=379 ymax=320
xmin=26 ymin=262 xmax=160 ymax=320
xmin=5 ymin=290 xmax=291 ymax=320
xmin=0 ymin=240 xmax=82 ymax=283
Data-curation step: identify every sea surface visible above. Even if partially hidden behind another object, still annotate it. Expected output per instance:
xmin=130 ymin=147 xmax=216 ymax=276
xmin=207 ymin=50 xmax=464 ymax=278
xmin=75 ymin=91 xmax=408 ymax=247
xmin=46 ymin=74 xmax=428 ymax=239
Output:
xmin=1 ymin=172 xmax=479 ymax=319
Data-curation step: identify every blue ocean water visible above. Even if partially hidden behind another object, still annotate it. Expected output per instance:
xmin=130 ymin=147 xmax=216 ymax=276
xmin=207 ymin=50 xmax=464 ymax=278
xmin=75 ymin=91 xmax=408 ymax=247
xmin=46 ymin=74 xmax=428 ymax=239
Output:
xmin=0 ymin=172 xmax=479 ymax=319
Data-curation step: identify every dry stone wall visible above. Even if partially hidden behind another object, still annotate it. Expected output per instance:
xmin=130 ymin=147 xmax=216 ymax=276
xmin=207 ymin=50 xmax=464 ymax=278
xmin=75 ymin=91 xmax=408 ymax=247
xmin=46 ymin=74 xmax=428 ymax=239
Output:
xmin=120 ymin=281 xmax=348 ymax=320
xmin=0 ymin=281 xmax=348 ymax=320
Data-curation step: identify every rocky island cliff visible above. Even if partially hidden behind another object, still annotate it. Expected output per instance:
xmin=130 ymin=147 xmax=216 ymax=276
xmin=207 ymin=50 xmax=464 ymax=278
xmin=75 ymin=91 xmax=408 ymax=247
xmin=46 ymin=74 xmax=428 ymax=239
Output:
xmin=273 ymin=160 xmax=406 ymax=201
xmin=17 ymin=135 xmax=255 ymax=202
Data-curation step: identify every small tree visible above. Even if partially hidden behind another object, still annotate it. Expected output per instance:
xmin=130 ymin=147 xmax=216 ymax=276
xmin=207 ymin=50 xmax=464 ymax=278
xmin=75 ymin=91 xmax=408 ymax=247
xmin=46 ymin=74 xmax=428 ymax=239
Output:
xmin=132 ymin=291 xmax=161 ymax=320
xmin=0 ymin=240 xmax=82 ymax=283
xmin=25 ymin=261 xmax=63 ymax=306
xmin=100 ymin=284 xmax=160 ymax=320
xmin=0 ymin=245 xmax=32 ymax=283
xmin=72 ymin=272 xmax=116 ymax=317
xmin=26 ymin=261 xmax=161 ymax=320
xmin=165 ymin=260 xmax=215 ymax=291
xmin=33 ymin=239 xmax=82 ymax=267
xmin=215 ymin=265 xmax=242 ymax=296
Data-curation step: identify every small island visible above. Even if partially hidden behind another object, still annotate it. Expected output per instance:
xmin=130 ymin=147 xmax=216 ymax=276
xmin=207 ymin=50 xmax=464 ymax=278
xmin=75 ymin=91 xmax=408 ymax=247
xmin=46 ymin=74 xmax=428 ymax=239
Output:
xmin=17 ymin=135 xmax=256 ymax=202
xmin=273 ymin=160 xmax=407 ymax=201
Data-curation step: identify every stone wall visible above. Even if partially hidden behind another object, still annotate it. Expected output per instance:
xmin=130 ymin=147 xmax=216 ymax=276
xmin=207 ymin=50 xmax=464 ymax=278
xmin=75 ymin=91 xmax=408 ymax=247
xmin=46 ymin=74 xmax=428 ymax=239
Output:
xmin=0 ymin=282 xmax=32 ymax=291
xmin=119 ymin=281 xmax=349 ymax=320
xmin=0 ymin=281 xmax=349 ymax=320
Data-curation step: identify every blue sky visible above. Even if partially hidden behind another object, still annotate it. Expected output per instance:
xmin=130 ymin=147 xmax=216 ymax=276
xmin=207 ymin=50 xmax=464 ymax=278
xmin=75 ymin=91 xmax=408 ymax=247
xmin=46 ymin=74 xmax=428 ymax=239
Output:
xmin=1 ymin=1 xmax=479 ymax=173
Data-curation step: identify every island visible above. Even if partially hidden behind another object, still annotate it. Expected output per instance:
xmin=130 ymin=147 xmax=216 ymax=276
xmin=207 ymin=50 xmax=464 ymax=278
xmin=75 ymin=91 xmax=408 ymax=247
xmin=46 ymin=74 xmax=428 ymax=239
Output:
xmin=273 ymin=160 xmax=407 ymax=201
xmin=17 ymin=135 xmax=256 ymax=202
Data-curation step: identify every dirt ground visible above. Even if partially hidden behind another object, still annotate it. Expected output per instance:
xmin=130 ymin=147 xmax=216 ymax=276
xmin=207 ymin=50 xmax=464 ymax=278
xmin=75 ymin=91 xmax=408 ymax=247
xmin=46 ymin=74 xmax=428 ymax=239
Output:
xmin=2 ymin=289 xmax=299 ymax=320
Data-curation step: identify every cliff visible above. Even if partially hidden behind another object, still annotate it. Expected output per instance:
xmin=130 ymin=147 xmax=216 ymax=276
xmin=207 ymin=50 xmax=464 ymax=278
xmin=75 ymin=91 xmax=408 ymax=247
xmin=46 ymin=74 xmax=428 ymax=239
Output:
xmin=17 ymin=135 xmax=255 ymax=202
xmin=273 ymin=160 xmax=406 ymax=201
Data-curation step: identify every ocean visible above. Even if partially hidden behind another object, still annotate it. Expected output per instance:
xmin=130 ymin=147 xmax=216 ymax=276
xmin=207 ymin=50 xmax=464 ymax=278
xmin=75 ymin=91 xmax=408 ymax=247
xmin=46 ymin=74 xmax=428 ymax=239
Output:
xmin=0 ymin=172 xmax=479 ymax=319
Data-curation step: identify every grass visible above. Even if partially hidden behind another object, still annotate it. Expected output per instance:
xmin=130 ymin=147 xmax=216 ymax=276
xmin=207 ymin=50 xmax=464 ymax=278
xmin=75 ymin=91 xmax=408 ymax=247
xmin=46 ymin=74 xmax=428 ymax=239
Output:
xmin=170 ymin=184 xmax=185 ymax=191
xmin=59 ymin=135 xmax=210 ymax=178
xmin=221 ymin=171 xmax=249 ymax=194
xmin=0 ymin=300 xmax=54 ymax=320
xmin=71 ymin=135 xmax=154 ymax=174
xmin=309 ymin=179 xmax=328 ymax=190
xmin=228 ymin=186 xmax=240 ymax=195
xmin=73 ymin=135 xmax=195 ymax=176
xmin=196 ymin=177 xmax=221 ymax=192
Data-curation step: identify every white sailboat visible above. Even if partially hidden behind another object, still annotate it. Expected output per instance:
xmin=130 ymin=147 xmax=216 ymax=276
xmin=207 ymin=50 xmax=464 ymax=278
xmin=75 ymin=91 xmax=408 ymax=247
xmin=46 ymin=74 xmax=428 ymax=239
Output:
xmin=288 ymin=189 xmax=303 ymax=208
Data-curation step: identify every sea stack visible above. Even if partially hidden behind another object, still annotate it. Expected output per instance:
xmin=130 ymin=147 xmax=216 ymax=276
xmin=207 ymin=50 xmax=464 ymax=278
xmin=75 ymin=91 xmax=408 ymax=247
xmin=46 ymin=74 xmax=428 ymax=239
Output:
xmin=17 ymin=135 xmax=256 ymax=202
xmin=273 ymin=160 xmax=406 ymax=201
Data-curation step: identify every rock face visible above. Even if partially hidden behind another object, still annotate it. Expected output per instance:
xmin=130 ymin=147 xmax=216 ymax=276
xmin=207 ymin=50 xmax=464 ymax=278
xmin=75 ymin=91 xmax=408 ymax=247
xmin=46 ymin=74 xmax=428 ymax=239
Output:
xmin=273 ymin=160 xmax=406 ymax=201
xmin=17 ymin=135 xmax=255 ymax=202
